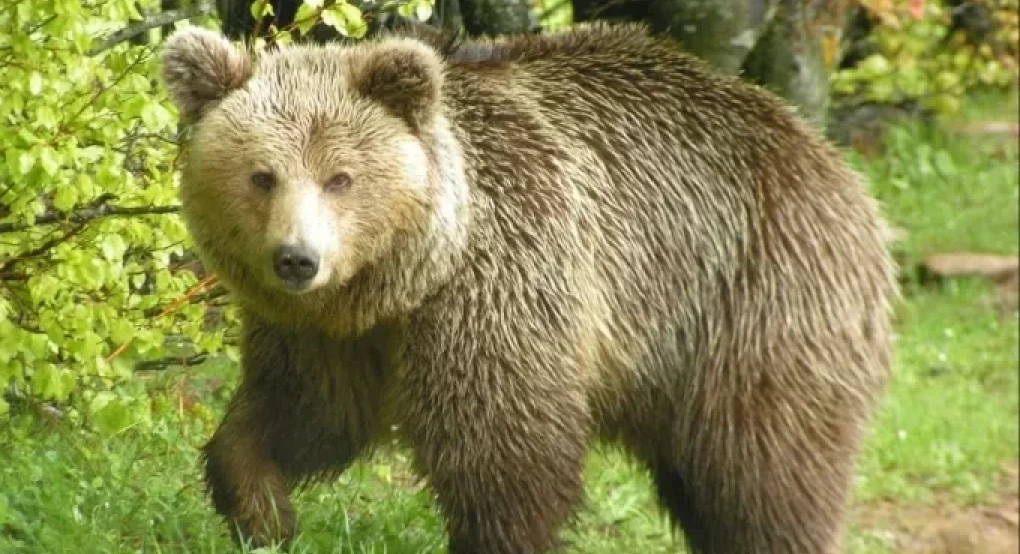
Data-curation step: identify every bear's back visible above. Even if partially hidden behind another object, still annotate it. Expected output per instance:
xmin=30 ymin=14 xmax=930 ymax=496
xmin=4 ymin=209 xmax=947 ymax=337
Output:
xmin=423 ymin=24 xmax=896 ymax=406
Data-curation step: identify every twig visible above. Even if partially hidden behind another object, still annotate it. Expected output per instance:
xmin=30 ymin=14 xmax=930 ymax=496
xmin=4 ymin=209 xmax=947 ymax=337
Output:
xmin=142 ymin=286 xmax=228 ymax=318
xmin=88 ymin=1 xmax=216 ymax=56
xmin=105 ymin=274 xmax=220 ymax=364
xmin=0 ymin=201 xmax=180 ymax=234
xmin=0 ymin=225 xmax=86 ymax=277
xmin=134 ymin=353 xmax=208 ymax=371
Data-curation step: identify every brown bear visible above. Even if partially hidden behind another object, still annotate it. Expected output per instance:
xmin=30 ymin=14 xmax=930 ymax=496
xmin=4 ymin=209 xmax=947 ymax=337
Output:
xmin=160 ymin=22 xmax=897 ymax=554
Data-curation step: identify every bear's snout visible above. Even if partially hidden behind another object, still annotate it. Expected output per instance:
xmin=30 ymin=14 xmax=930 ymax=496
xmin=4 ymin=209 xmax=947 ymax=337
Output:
xmin=273 ymin=244 xmax=320 ymax=290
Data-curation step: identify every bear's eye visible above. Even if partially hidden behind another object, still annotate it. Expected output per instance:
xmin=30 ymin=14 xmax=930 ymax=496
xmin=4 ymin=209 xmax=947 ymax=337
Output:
xmin=251 ymin=171 xmax=276 ymax=192
xmin=324 ymin=172 xmax=352 ymax=194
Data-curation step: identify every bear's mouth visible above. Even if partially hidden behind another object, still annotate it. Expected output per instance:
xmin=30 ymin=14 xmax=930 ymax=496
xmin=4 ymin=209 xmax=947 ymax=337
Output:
xmin=275 ymin=276 xmax=322 ymax=294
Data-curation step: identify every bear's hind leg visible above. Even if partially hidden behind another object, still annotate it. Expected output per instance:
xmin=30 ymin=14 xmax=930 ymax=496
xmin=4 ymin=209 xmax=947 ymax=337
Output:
xmin=649 ymin=452 xmax=852 ymax=554
xmin=647 ymin=395 xmax=864 ymax=554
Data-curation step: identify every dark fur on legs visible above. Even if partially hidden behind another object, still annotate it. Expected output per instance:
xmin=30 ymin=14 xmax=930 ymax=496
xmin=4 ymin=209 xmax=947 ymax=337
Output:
xmin=201 ymin=315 xmax=387 ymax=548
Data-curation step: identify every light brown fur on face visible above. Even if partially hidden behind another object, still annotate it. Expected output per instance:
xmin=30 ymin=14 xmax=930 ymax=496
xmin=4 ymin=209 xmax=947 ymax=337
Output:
xmin=162 ymin=22 xmax=898 ymax=554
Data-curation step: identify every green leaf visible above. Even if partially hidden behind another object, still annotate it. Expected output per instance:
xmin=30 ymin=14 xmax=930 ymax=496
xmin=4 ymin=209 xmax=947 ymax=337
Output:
xmin=924 ymin=94 xmax=961 ymax=115
xmin=77 ymin=146 xmax=105 ymax=163
xmin=933 ymin=150 xmax=956 ymax=177
xmin=29 ymin=72 xmax=43 ymax=95
xmin=35 ymin=105 xmax=58 ymax=129
xmin=140 ymin=102 xmax=171 ymax=131
xmin=16 ymin=127 xmax=40 ymax=145
xmin=294 ymin=2 xmax=319 ymax=35
xmin=37 ymin=146 xmax=61 ymax=176
xmin=0 ymin=323 xmax=17 ymax=365
xmin=32 ymin=363 xmax=72 ymax=401
xmin=22 ymin=333 xmax=51 ymax=364
xmin=415 ymin=0 xmax=433 ymax=22
xmin=16 ymin=151 xmax=35 ymax=176
xmin=99 ymin=234 xmax=127 ymax=262
xmin=110 ymin=319 xmax=134 ymax=345
xmin=859 ymin=54 xmax=892 ymax=78
xmin=89 ymin=391 xmax=115 ymax=413
xmin=90 ymin=394 xmax=137 ymax=436
xmin=250 ymin=0 xmax=275 ymax=18
xmin=0 ymin=360 xmax=24 ymax=391
xmin=321 ymin=4 xmax=343 ymax=32
xmin=934 ymin=71 xmax=961 ymax=91
xmin=340 ymin=2 xmax=368 ymax=37
xmin=53 ymin=186 xmax=78 ymax=212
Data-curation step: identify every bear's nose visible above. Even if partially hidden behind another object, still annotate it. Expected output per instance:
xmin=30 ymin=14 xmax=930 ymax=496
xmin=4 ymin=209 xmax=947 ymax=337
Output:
xmin=272 ymin=244 xmax=320 ymax=287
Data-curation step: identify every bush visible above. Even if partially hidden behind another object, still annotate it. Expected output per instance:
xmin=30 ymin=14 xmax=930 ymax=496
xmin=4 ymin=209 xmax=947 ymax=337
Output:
xmin=0 ymin=0 xmax=240 ymax=422
xmin=833 ymin=0 xmax=1019 ymax=115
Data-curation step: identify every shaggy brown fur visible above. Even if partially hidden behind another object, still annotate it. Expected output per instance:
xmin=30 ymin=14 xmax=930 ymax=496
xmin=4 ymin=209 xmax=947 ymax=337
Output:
xmin=161 ymin=22 xmax=897 ymax=554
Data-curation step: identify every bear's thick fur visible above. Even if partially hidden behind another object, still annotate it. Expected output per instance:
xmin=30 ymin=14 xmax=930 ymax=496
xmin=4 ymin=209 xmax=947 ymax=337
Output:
xmin=161 ymin=22 xmax=897 ymax=554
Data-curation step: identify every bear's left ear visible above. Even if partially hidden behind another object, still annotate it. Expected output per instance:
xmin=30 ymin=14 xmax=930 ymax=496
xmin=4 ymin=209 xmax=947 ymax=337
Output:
xmin=161 ymin=27 xmax=253 ymax=123
xmin=350 ymin=39 xmax=444 ymax=131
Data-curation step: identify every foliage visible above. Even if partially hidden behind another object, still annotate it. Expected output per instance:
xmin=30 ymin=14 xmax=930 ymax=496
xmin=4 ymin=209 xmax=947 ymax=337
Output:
xmin=245 ymin=0 xmax=435 ymax=45
xmin=833 ymin=0 xmax=1019 ymax=115
xmin=532 ymin=0 xmax=573 ymax=31
xmin=248 ymin=0 xmax=367 ymax=42
xmin=0 ymin=0 xmax=241 ymax=420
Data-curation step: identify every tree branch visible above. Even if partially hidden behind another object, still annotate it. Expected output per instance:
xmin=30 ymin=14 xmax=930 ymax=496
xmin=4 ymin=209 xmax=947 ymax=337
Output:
xmin=0 ymin=200 xmax=180 ymax=234
xmin=134 ymin=353 xmax=208 ymax=371
xmin=0 ymin=225 xmax=86 ymax=278
xmin=142 ymin=286 xmax=229 ymax=318
xmin=88 ymin=1 xmax=216 ymax=56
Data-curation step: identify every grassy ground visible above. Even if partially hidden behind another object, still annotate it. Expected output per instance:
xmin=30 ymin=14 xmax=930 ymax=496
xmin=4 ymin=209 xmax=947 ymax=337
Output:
xmin=1 ymin=91 xmax=1017 ymax=554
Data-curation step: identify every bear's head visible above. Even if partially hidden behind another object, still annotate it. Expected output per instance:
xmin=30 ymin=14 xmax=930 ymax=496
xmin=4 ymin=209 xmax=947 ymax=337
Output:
xmin=161 ymin=27 xmax=468 ymax=334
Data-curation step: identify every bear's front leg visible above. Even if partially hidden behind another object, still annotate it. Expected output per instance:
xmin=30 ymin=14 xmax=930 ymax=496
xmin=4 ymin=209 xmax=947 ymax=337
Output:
xmin=202 ymin=314 xmax=384 ymax=549
xmin=399 ymin=325 xmax=593 ymax=554
xmin=203 ymin=400 xmax=296 ymax=549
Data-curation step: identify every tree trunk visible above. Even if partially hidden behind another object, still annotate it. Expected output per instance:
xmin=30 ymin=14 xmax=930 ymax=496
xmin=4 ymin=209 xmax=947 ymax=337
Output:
xmin=644 ymin=0 xmax=779 ymax=73
xmin=460 ymin=0 xmax=536 ymax=35
xmin=741 ymin=0 xmax=830 ymax=128
xmin=573 ymin=0 xmax=856 ymax=130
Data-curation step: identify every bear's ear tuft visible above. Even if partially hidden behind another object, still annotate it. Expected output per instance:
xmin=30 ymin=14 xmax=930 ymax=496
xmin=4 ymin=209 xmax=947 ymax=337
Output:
xmin=161 ymin=27 xmax=252 ymax=123
xmin=351 ymin=40 xmax=444 ymax=131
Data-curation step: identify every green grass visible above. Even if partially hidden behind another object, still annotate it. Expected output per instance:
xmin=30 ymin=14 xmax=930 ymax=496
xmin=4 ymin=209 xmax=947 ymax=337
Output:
xmin=2 ymin=91 xmax=1017 ymax=554
xmin=851 ymin=90 xmax=1020 ymax=267
xmin=846 ymin=88 xmax=1020 ymax=507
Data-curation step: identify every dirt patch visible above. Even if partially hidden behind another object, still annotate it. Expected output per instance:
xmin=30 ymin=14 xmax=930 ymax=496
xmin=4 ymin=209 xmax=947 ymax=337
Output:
xmin=852 ymin=463 xmax=1019 ymax=554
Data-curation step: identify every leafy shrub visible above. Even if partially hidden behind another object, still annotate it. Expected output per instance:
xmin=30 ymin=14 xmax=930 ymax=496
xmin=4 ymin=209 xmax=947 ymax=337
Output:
xmin=833 ymin=0 xmax=1019 ymax=115
xmin=0 ymin=0 xmax=239 ymax=421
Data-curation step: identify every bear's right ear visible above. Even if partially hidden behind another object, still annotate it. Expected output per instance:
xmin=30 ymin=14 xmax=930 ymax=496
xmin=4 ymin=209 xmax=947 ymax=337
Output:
xmin=161 ymin=27 xmax=252 ymax=123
